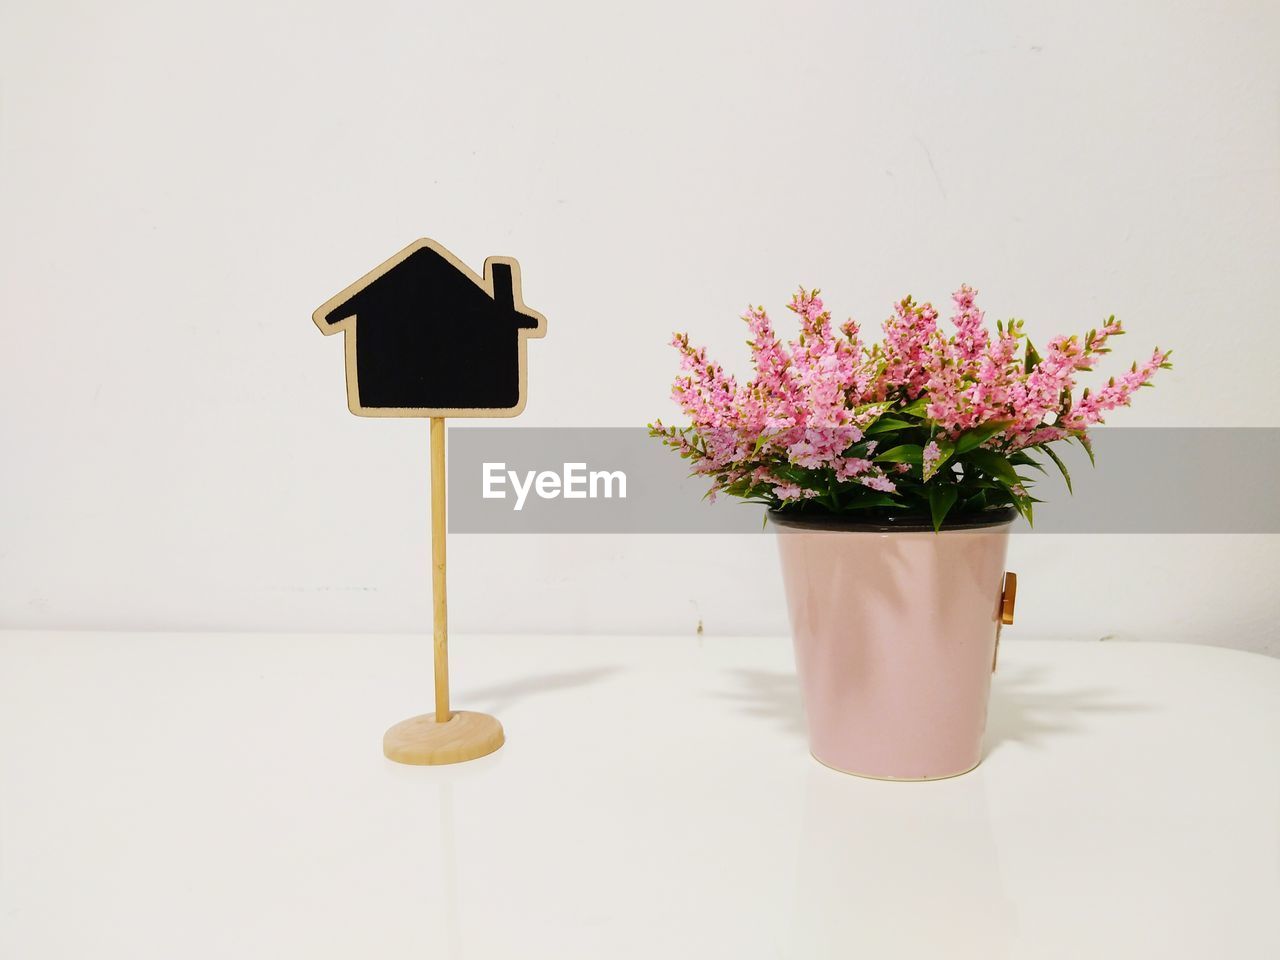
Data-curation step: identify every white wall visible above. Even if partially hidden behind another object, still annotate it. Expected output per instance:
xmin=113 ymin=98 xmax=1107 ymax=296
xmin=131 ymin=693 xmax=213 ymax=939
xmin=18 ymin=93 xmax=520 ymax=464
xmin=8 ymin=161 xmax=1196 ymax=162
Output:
xmin=2 ymin=1 xmax=1277 ymax=653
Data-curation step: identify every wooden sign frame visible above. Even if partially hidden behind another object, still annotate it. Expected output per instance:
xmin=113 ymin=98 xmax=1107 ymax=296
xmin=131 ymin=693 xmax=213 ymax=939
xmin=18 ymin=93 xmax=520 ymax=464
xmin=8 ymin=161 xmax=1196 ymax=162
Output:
xmin=313 ymin=237 xmax=546 ymax=766
xmin=312 ymin=237 xmax=547 ymax=418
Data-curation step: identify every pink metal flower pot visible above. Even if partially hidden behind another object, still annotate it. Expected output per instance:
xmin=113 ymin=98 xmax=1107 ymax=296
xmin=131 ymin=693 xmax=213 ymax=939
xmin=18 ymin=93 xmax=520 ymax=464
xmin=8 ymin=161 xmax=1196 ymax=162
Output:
xmin=773 ymin=509 xmax=1016 ymax=780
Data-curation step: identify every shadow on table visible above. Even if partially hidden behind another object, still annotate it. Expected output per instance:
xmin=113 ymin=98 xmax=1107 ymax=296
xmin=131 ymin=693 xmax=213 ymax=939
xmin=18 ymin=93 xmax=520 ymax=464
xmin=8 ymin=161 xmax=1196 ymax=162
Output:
xmin=461 ymin=666 xmax=619 ymax=714
xmin=719 ymin=669 xmax=807 ymax=739
xmin=719 ymin=663 xmax=1150 ymax=752
xmin=985 ymin=663 xmax=1149 ymax=757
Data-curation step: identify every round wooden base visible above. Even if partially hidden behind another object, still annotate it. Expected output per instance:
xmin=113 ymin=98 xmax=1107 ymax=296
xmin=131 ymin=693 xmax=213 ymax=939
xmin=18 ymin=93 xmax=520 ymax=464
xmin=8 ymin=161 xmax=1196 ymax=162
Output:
xmin=383 ymin=710 xmax=505 ymax=766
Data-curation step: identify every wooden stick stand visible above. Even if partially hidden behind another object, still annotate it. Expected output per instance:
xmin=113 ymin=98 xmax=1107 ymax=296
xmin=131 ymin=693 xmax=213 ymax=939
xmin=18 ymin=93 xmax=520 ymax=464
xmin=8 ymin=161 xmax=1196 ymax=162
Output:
xmin=382 ymin=418 xmax=505 ymax=765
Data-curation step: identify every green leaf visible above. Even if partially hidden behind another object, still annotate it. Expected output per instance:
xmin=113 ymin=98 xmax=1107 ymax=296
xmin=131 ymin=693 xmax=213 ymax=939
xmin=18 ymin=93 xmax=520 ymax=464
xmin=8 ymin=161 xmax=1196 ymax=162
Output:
xmin=839 ymin=493 xmax=900 ymax=511
xmin=1024 ymin=339 xmax=1042 ymax=374
xmin=751 ymin=431 xmax=779 ymax=455
xmin=853 ymin=400 xmax=894 ymax=418
xmin=921 ymin=438 xmax=955 ymax=481
xmin=928 ymin=484 xmax=959 ymax=532
xmin=865 ymin=417 xmax=914 ymax=436
xmin=876 ymin=444 xmax=924 ymax=465
xmin=1007 ymin=451 xmax=1043 ymax=470
xmin=965 ymin=448 xmax=1022 ymax=487
xmin=1071 ymin=431 xmax=1096 ymax=466
xmin=1040 ymin=443 xmax=1073 ymax=494
xmin=953 ymin=420 xmax=1012 ymax=456
xmin=899 ymin=397 xmax=930 ymax=418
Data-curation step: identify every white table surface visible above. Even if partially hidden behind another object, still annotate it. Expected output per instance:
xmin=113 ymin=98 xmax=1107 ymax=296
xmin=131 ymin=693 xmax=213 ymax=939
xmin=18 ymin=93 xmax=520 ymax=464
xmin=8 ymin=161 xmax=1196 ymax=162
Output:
xmin=2 ymin=631 xmax=1278 ymax=959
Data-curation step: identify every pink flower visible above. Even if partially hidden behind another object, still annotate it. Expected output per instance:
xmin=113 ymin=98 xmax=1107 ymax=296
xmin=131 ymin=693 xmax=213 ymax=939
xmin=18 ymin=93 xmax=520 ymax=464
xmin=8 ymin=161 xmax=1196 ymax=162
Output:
xmin=860 ymin=474 xmax=897 ymax=493
xmin=654 ymin=285 xmax=1168 ymax=512
xmin=949 ymin=285 xmax=989 ymax=368
xmin=881 ymin=296 xmax=938 ymax=399
xmin=834 ymin=457 xmax=872 ymax=480
xmin=922 ymin=440 xmax=945 ymax=480
xmin=1060 ymin=349 xmax=1172 ymax=430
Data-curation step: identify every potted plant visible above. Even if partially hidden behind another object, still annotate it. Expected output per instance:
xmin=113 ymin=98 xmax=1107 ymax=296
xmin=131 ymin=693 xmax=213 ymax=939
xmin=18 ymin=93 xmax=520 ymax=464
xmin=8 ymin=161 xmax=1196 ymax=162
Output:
xmin=651 ymin=286 xmax=1170 ymax=780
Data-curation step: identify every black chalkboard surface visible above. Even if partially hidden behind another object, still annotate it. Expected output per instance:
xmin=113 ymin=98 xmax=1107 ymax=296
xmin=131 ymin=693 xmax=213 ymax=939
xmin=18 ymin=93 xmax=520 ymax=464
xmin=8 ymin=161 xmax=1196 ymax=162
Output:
xmin=313 ymin=239 xmax=547 ymax=417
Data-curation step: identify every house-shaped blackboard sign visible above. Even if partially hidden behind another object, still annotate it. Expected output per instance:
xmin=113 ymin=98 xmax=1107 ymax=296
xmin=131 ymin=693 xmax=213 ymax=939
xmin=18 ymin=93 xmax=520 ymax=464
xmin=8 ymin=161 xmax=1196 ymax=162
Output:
xmin=313 ymin=238 xmax=547 ymax=417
